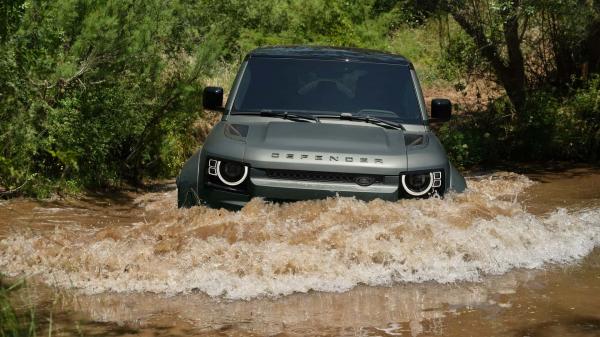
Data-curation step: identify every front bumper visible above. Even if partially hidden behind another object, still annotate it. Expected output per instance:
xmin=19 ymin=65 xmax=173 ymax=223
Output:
xmin=199 ymin=168 xmax=400 ymax=209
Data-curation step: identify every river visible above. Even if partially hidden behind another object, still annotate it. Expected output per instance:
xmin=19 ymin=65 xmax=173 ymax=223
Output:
xmin=0 ymin=167 xmax=599 ymax=336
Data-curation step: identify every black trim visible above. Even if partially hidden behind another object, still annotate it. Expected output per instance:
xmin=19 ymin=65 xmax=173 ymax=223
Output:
xmin=264 ymin=169 xmax=384 ymax=186
xmin=206 ymin=181 xmax=249 ymax=195
xmin=248 ymin=45 xmax=410 ymax=65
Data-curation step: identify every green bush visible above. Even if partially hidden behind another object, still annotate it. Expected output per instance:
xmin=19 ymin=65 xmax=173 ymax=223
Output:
xmin=0 ymin=0 xmax=224 ymax=195
xmin=552 ymin=76 xmax=600 ymax=161
xmin=232 ymin=0 xmax=398 ymax=54
xmin=438 ymin=103 xmax=509 ymax=168
xmin=437 ymin=27 xmax=488 ymax=83
xmin=438 ymin=76 xmax=600 ymax=168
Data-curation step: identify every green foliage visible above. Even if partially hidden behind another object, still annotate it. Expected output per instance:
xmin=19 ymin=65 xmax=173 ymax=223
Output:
xmin=1 ymin=0 xmax=224 ymax=194
xmin=546 ymin=77 xmax=600 ymax=161
xmin=437 ymin=26 xmax=487 ymax=83
xmin=438 ymin=105 xmax=507 ymax=168
xmin=0 ymin=279 xmax=35 ymax=337
xmin=215 ymin=0 xmax=399 ymax=55
xmin=1 ymin=0 xmax=599 ymax=196
xmin=388 ymin=19 xmax=458 ymax=85
xmin=207 ymin=0 xmax=454 ymax=84
xmin=444 ymin=0 xmax=600 ymax=89
xmin=0 ymin=0 xmax=26 ymax=42
xmin=507 ymin=77 xmax=600 ymax=162
xmin=431 ymin=1 xmax=600 ymax=168
xmin=439 ymin=77 xmax=600 ymax=167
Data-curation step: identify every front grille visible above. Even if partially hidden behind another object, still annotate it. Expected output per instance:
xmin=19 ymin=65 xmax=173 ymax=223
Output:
xmin=265 ymin=169 xmax=383 ymax=186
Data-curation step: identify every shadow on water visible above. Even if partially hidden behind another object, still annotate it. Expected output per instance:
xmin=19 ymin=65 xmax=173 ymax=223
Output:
xmin=515 ymin=316 xmax=600 ymax=337
xmin=0 ymin=183 xmax=178 ymax=237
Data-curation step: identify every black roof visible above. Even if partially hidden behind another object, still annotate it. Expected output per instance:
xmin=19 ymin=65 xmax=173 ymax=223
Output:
xmin=248 ymin=46 xmax=411 ymax=66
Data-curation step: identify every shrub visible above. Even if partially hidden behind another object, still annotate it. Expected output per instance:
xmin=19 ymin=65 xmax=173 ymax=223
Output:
xmin=438 ymin=76 xmax=600 ymax=168
xmin=0 ymin=0 xmax=224 ymax=195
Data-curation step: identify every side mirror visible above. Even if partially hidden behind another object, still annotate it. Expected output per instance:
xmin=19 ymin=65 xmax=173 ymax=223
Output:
xmin=430 ymin=98 xmax=452 ymax=122
xmin=203 ymin=86 xmax=224 ymax=111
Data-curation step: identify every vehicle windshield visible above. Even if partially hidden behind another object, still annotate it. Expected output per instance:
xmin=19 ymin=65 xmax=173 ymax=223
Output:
xmin=231 ymin=57 xmax=423 ymax=124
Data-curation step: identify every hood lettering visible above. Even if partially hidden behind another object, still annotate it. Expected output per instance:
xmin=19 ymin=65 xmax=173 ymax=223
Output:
xmin=271 ymin=153 xmax=383 ymax=164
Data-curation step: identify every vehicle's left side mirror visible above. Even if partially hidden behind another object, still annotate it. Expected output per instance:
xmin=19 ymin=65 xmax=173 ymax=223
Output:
xmin=430 ymin=98 xmax=452 ymax=122
xmin=203 ymin=86 xmax=224 ymax=111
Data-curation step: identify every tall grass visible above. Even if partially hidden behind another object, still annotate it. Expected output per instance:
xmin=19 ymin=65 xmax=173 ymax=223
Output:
xmin=0 ymin=280 xmax=36 ymax=337
xmin=204 ymin=61 xmax=240 ymax=92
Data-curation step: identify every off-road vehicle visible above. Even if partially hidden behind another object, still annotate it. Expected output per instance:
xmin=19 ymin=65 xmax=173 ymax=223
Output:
xmin=177 ymin=46 xmax=466 ymax=209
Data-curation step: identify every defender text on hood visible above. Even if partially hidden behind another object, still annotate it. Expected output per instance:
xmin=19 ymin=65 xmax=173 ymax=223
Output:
xmin=177 ymin=46 xmax=466 ymax=209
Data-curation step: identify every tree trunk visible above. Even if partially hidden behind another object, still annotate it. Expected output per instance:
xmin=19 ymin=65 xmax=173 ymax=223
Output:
xmin=449 ymin=0 xmax=527 ymax=114
xmin=582 ymin=18 xmax=600 ymax=76
xmin=501 ymin=2 xmax=527 ymax=114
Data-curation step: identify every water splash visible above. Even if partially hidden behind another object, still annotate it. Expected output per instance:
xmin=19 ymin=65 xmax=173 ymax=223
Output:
xmin=1 ymin=173 xmax=599 ymax=300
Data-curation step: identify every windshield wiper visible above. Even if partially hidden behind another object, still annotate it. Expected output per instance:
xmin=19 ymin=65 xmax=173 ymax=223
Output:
xmin=232 ymin=110 xmax=319 ymax=123
xmin=315 ymin=113 xmax=405 ymax=130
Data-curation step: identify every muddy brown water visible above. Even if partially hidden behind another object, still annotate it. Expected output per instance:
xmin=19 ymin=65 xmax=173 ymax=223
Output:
xmin=1 ymin=168 xmax=599 ymax=336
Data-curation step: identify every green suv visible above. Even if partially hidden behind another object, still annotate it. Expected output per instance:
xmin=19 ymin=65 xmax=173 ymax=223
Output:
xmin=177 ymin=46 xmax=466 ymax=209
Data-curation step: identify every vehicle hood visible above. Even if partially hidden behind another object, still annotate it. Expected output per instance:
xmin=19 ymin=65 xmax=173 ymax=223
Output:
xmin=243 ymin=121 xmax=407 ymax=175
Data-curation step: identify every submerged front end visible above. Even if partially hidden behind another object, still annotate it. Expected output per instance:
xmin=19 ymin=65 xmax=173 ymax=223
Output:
xmin=177 ymin=46 xmax=466 ymax=209
xmin=177 ymin=120 xmax=466 ymax=209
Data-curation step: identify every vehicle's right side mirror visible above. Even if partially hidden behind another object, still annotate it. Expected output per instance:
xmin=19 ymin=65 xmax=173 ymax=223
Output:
xmin=203 ymin=86 xmax=224 ymax=111
xmin=431 ymin=98 xmax=452 ymax=122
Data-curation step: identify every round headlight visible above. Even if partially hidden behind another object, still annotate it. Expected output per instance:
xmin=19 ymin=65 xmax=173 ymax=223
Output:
xmin=401 ymin=172 xmax=434 ymax=196
xmin=217 ymin=161 xmax=248 ymax=186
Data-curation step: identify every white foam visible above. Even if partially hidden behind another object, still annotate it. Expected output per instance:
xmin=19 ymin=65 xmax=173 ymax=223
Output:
xmin=1 ymin=173 xmax=599 ymax=300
